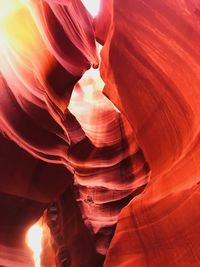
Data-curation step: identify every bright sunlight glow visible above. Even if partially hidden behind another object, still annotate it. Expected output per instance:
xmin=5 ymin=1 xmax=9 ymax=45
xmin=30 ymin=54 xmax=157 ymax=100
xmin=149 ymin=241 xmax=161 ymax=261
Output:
xmin=26 ymin=223 xmax=43 ymax=267
xmin=81 ymin=0 xmax=101 ymax=17
xmin=0 ymin=1 xmax=20 ymax=21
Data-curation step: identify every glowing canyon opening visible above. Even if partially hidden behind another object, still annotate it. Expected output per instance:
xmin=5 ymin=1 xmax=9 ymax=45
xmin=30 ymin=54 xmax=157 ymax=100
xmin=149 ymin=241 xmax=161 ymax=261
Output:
xmin=26 ymin=223 xmax=43 ymax=267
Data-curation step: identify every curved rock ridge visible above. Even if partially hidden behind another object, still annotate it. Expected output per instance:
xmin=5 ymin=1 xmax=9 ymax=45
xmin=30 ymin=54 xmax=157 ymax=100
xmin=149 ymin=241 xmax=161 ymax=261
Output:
xmin=0 ymin=1 xmax=150 ymax=266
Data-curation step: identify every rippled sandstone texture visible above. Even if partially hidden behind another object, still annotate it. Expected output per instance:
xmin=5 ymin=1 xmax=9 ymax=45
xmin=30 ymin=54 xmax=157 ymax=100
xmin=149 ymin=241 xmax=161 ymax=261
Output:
xmin=100 ymin=0 xmax=200 ymax=266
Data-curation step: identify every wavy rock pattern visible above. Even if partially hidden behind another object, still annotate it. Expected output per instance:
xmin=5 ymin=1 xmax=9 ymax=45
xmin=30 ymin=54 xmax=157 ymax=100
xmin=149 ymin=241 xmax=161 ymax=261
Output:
xmin=101 ymin=1 xmax=200 ymax=266
xmin=0 ymin=1 xmax=149 ymax=266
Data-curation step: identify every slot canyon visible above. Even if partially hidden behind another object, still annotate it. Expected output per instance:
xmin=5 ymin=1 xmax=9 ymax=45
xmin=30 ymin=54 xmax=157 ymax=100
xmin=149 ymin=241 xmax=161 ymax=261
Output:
xmin=0 ymin=0 xmax=200 ymax=266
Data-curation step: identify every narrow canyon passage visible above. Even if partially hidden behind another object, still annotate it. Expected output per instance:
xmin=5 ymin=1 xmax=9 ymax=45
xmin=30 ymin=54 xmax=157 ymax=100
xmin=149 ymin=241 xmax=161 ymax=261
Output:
xmin=0 ymin=1 xmax=200 ymax=267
